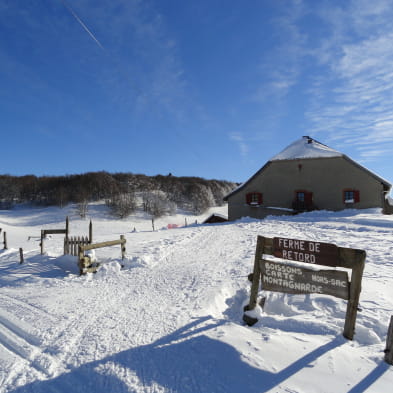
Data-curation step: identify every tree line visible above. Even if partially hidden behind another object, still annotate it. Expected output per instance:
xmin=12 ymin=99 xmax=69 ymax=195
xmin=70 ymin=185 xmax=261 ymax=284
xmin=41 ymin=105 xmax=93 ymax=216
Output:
xmin=0 ymin=172 xmax=236 ymax=218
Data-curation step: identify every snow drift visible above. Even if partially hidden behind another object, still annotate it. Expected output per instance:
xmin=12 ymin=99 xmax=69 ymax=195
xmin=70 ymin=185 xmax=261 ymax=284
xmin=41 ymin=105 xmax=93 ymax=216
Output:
xmin=0 ymin=204 xmax=392 ymax=392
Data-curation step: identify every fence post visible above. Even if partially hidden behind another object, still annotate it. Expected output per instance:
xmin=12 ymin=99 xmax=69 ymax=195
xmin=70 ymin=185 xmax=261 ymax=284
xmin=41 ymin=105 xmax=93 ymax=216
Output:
xmin=19 ymin=248 xmax=24 ymax=264
xmin=65 ymin=216 xmax=69 ymax=239
xmin=40 ymin=230 xmax=44 ymax=254
xmin=89 ymin=220 xmax=93 ymax=243
xmin=121 ymin=235 xmax=126 ymax=260
xmin=78 ymin=245 xmax=84 ymax=275
xmin=3 ymin=231 xmax=8 ymax=249
xmin=385 ymin=316 xmax=393 ymax=365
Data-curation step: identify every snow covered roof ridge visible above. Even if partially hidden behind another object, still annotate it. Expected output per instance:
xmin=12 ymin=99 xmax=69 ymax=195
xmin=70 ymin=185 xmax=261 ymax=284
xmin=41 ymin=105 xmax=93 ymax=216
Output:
xmin=270 ymin=136 xmax=342 ymax=161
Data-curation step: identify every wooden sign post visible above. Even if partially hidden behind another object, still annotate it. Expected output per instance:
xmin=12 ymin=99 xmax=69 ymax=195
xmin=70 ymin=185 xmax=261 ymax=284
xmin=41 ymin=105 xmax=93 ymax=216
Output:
xmin=244 ymin=236 xmax=366 ymax=340
xmin=385 ymin=316 xmax=393 ymax=365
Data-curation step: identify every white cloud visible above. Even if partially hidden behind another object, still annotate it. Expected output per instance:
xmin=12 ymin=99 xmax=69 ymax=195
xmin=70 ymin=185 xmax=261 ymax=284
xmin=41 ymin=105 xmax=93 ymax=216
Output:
xmin=303 ymin=0 xmax=393 ymax=162
xmin=229 ymin=132 xmax=249 ymax=157
xmin=253 ymin=0 xmax=307 ymax=101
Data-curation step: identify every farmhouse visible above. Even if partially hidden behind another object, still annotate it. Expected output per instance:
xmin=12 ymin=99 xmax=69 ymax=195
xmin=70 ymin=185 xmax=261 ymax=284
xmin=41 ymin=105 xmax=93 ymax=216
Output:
xmin=224 ymin=136 xmax=392 ymax=221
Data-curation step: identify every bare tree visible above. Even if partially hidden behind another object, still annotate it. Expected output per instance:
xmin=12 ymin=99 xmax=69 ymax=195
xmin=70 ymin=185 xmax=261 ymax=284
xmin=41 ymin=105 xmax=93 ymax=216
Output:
xmin=142 ymin=190 xmax=176 ymax=218
xmin=107 ymin=192 xmax=137 ymax=218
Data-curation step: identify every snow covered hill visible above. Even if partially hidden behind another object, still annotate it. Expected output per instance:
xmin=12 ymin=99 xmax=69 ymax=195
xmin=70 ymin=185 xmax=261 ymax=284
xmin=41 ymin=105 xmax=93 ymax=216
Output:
xmin=1 ymin=204 xmax=393 ymax=392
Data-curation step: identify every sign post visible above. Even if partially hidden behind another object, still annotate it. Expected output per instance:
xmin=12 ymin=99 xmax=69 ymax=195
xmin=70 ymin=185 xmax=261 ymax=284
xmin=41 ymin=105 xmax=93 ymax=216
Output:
xmin=385 ymin=316 xmax=393 ymax=365
xmin=244 ymin=236 xmax=366 ymax=340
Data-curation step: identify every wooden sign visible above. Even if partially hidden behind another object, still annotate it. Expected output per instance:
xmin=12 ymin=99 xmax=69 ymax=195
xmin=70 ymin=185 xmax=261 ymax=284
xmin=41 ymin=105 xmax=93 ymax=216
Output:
xmin=243 ymin=235 xmax=366 ymax=340
xmin=260 ymin=260 xmax=349 ymax=300
xmin=273 ymin=237 xmax=339 ymax=267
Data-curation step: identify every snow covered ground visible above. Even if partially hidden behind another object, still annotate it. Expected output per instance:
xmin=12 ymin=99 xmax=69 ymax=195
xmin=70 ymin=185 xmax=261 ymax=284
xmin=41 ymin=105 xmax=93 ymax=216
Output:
xmin=1 ymin=203 xmax=393 ymax=393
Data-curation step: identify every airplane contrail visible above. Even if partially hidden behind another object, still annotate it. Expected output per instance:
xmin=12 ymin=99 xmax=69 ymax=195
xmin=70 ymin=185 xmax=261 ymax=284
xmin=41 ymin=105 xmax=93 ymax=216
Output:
xmin=60 ymin=0 xmax=104 ymax=50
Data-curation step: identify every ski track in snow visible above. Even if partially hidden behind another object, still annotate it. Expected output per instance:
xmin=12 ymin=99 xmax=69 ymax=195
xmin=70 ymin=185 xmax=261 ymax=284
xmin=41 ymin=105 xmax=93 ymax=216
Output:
xmin=0 ymin=205 xmax=393 ymax=392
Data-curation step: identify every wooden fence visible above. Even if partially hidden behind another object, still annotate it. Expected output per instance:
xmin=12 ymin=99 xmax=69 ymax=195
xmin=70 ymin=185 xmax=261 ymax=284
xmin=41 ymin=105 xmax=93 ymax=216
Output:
xmin=64 ymin=236 xmax=90 ymax=256
xmin=40 ymin=217 xmax=69 ymax=254
xmin=78 ymin=235 xmax=126 ymax=275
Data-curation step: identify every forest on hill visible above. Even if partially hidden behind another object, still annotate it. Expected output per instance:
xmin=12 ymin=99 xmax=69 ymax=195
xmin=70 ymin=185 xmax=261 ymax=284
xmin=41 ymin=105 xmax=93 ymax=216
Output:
xmin=0 ymin=172 xmax=237 ymax=218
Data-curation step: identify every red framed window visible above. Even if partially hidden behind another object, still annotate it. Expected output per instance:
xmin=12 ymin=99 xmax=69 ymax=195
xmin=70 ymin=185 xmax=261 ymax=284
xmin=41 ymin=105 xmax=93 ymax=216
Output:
xmin=246 ymin=192 xmax=263 ymax=206
xmin=295 ymin=190 xmax=313 ymax=205
xmin=343 ymin=189 xmax=360 ymax=203
xmin=293 ymin=190 xmax=314 ymax=211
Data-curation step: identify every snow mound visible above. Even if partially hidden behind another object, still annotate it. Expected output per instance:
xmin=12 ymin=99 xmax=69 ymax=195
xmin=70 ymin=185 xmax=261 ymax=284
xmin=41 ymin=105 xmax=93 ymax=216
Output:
xmin=124 ymin=255 xmax=153 ymax=268
xmin=53 ymin=255 xmax=79 ymax=275
xmin=95 ymin=261 xmax=122 ymax=278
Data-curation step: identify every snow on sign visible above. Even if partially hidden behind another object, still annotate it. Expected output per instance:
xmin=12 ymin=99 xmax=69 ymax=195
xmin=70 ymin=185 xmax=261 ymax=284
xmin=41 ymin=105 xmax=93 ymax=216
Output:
xmin=244 ymin=236 xmax=366 ymax=340
xmin=260 ymin=260 xmax=349 ymax=300
xmin=273 ymin=237 xmax=339 ymax=267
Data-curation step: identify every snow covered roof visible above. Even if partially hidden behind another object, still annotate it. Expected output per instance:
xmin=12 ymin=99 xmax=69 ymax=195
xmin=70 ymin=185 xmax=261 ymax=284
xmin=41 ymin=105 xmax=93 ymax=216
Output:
xmin=271 ymin=136 xmax=342 ymax=161
xmin=223 ymin=136 xmax=391 ymax=201
xmin=203 ymin=213 xmax=228 ymax=223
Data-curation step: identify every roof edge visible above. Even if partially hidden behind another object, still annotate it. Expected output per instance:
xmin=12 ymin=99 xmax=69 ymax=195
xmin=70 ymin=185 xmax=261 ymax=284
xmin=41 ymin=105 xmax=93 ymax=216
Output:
xmin=223 ymin=161 xmax=272 ymax=201
xmin=223 ymin=155 xmax=392 ymax=201
xmin=342 ymin=155 xmax=391 ymax=189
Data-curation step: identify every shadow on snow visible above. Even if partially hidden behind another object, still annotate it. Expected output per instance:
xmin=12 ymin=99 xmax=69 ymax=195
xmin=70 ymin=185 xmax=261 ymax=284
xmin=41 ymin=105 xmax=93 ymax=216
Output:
xmin=11 ymin=316 xmax=356 ymax=393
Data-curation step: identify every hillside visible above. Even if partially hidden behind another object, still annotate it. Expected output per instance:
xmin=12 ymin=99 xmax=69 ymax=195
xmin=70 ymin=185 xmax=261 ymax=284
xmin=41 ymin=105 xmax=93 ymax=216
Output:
xmin=0 ymin=172 xmax=236 ymax=215
xmin=0 ymin=204 xmax=393 ymax=392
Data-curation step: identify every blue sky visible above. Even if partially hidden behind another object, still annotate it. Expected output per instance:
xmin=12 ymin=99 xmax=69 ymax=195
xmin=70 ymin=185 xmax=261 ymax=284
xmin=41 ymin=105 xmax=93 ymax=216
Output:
xmin=1 ymin=0 xmax=393 ymax=184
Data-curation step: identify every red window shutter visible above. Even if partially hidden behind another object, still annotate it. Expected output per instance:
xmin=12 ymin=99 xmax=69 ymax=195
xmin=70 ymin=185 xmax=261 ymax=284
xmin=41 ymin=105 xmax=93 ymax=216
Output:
xmin=246 ymin=192 xmax=262 ymax=205
xmin=305 ymin=192 xmax=313 ymax=205
xmin=354 ymin=190 xmax=360 ymax=203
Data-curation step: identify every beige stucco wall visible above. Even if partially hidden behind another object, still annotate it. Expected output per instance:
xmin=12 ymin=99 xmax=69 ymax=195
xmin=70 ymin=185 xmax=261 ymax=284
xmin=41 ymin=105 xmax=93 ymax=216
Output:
xmin=227 ymin=157 xmax=387 ymax=221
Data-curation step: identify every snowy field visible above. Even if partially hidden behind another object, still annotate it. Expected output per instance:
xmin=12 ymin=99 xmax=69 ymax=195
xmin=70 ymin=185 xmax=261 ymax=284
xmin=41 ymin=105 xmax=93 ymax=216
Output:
xmin=1 ymin=203 xmax=393 ymax=393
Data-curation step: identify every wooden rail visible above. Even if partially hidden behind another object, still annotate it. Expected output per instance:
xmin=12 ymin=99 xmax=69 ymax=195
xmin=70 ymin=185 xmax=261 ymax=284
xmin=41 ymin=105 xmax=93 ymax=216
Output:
xmin=78 ymin=235 xmax=126 ymax=275
xmin=40 ymin=217 xmax=69 ymax=254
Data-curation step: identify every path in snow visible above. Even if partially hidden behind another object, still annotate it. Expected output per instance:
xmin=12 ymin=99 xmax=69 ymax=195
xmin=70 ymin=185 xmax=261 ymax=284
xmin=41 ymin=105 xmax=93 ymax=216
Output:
xmin=0 ymin=206 xmax=393 ymax=392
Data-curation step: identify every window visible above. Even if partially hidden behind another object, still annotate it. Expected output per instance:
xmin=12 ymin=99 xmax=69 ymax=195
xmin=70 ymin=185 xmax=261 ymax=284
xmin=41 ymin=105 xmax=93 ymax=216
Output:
xmin=343 ymin=190 xmax=360 ymax=204
xmin=296 ymin=192 xmax=305 ymax=202
xmin=295 ymin=191 xmax=313 ymax=205
xmin=246 ymin=192 xmax=263 ymax=206
xmin=293 ymin=190 xmax=314 ymax=211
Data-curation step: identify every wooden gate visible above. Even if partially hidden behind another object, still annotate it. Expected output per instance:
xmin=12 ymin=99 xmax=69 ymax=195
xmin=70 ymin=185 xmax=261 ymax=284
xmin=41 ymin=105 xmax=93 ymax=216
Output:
xmin=63 ymin=220 xmax=93 ymax=255
xmin=64 ymin=236 xmax=90 ymax=256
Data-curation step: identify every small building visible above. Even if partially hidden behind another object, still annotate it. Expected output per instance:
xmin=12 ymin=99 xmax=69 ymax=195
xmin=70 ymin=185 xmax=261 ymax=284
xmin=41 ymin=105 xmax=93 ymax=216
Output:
xmin=203 ymin=213 xmax=228 ymax=224
xmin=224 ymin=136 xmax=392 ymax=221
